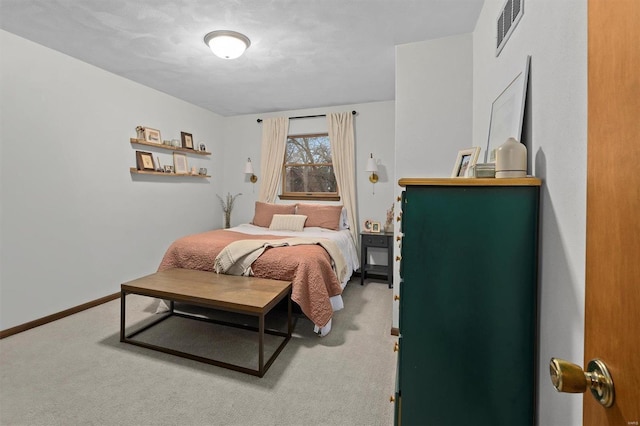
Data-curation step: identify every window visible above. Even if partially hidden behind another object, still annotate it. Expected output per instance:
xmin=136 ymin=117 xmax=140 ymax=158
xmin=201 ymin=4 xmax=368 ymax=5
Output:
xmin=280 ymin=134 xmax=339 ymax=201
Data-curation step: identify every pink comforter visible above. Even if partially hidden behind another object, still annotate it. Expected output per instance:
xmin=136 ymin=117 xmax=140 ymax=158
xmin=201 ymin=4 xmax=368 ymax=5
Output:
xmin=158 ymin=230 xmax=344 ymax=328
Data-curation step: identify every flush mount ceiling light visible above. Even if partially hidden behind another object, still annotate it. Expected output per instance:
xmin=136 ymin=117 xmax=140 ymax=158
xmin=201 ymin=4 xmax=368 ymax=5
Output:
xmin=204 ymin=30 xmax=251 ymax=59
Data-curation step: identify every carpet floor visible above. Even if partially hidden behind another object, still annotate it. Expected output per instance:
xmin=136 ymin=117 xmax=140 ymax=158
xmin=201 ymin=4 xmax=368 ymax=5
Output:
xmin=0 ymin=278 xmax=396 ymax=426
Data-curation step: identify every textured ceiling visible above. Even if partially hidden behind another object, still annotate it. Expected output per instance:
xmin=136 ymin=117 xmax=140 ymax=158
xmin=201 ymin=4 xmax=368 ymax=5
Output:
xmin=0 ymin=0 xmax=484 ymax=116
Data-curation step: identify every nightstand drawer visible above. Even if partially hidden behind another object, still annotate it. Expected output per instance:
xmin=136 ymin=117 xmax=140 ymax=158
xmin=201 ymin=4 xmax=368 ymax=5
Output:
xmin=362 ymin=234 xmax=388 ymax=247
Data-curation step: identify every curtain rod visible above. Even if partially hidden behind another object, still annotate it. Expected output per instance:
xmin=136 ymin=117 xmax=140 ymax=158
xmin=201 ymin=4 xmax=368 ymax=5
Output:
xmin=256 ymin=110 xmax=356 ymax=123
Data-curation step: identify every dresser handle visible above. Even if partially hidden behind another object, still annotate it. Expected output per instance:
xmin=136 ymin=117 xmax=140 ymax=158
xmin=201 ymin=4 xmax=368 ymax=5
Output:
xmin=393 ymin=342 xmax=399 ymax=352
xmin=394 ymin=295 xmax=400 ymax=301
xmin=396 ymin=256 xmax=401 ymax=262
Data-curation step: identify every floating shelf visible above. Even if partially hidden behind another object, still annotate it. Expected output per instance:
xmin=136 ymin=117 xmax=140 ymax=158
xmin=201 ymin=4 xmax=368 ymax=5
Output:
xmin=130 ymin=138 xmax=211 ymax=156
xmin=129 ymin=168 xmax=210 ymax=178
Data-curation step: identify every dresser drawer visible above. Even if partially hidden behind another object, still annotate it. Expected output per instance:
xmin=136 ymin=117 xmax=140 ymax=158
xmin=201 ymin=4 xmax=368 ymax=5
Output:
xmin=362 ymin=234 xmax=388 ymax=247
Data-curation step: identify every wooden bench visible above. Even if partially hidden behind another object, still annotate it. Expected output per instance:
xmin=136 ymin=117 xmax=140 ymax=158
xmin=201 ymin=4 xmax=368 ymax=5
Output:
xmin=120 ymin=268 xmax=292 ymax=377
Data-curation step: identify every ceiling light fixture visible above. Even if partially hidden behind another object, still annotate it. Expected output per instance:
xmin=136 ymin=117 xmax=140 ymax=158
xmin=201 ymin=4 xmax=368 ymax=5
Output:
xmin=204 ymin=30 xmax=251 ymax=59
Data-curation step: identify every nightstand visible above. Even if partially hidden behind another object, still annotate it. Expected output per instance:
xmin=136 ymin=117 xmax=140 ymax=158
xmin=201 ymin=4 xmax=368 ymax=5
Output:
xmin=360 ymin=231 xmax=393 ymax=288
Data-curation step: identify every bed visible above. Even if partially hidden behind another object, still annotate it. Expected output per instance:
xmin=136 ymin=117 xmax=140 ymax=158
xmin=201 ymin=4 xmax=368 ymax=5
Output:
xmin=156 ymin=202 xmax=359 ymax=336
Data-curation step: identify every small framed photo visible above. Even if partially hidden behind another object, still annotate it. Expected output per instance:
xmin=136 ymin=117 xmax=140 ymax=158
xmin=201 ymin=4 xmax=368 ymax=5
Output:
xmin=135 ymin=150 xmax=155 ymax=171
xmin=173 ymin=152 xmax=188 ymax=174
xmin=371 ymin=221 xmax=381 ymax=233
xmin=181 ymin=132 xmax=194 ymax=149
xmin=363 ymin=219 xmax=373 ymax=232
xmin=163 ymin=165 xmax=174 ymax=173
xmin=451 ymin=147 xmax=481 ymax=178
xmin=143 ymin=127 xmax=162 ymax=144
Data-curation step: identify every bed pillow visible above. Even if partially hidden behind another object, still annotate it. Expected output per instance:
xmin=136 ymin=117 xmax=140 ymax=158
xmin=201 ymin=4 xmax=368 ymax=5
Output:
xmin=296 ymin=203 xmax=343 ymax=230
xmin=251 ymin=202 xmax=296 ymax=228
xmin=269 ymin=214 xmax=307 ymax=232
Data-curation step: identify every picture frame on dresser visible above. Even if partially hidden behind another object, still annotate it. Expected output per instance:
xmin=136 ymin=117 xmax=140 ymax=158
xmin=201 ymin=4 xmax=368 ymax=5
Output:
xmin=181 ymin=132 xmax=194 ymax=149
xmin=371 ymin=222 xmax=381 ymax=233
xmin=485 ymin=55 xmax=531 ymax=163
xmin=135 ymin=150 xmax=155 ymax=171
xmin=143 ymin=127 xmax=162 ymax=144
xmin=451 ymin=147 xmax=480 ymax=177
xmin=173 ymin=152 xmax=188 ymax=174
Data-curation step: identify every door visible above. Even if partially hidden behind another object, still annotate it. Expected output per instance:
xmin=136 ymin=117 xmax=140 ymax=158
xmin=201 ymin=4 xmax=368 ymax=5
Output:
xmin=584 ymin=0 xmax=639 ymax=423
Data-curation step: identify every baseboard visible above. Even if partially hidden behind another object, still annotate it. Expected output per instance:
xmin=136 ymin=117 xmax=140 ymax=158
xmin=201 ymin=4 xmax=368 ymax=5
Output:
xmin=391 ymin=327 xmax=399 ymax=336
xmin=0 ymin=292 xmax=120 ymax=339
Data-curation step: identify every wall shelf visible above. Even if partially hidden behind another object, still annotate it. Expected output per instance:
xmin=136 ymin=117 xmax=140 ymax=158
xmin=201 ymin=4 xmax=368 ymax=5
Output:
xmin=130 ymin=138 xmax=211 ymax=156
xmin=129 ymin=168 xmax=210 ymax=178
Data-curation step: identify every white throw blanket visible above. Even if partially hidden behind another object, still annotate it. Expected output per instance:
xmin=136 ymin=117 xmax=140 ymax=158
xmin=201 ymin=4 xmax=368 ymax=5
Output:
xmin=214 ymin=237 xmax=348 ymax=283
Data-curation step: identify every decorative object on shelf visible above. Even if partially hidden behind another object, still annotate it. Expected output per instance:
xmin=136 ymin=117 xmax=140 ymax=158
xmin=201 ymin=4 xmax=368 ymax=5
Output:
xmin=163 ymin=139 xmax=172 ymax=146
xmin=371 ymin=221 xmax=381 ymax=233
xmin=496 ymin=137 xmax=527 ymax=178
xmin=204 ymin=30 xmax=251 ymax=59
xmin=198 ymin=167 xmax=207 ymax=176
xmin=451 ymin=147 xmax=481 ymax=178
xmin=385 ymin=204 xmax=394 ymax=233
xmin=181 ymin=132 xmax=194 ymax=149
xmin=244 ymin=157 xmax=258 ymax=183
xmin=143 ymin=127 xmax=162 ymax=144
xmin=173 ymin=152 xmax=188 ymax=174
xmin=156 ymin=156 xmax=162 ymax=172
xmin=135 ymin=150 xmax=155 ymax=171
xmin=171 ymin=139 xmax=180 ymax=148
xmin=363 ymin=219 xmax=373 ymax=232
xmin=135 ymin=125 xmax=145 ymax=140
xmin=469 ymin=163 xmax=496 ymax=178
xmin=485 ymin=55 xmax=530 ymax=163
xmin=217 ymin=192 xmax=242 ymax=229
xmin=190 ymin=167 xmax=198 ymax=175
xmin=164 ymin=165 xmax=174 ymax=173
xmin=199 ymin=143 xmax=207 ymax=152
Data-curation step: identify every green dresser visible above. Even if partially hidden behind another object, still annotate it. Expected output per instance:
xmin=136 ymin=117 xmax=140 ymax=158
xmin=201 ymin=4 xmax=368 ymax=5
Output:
xmin=395 ymin=178 xmax=541 ymax=426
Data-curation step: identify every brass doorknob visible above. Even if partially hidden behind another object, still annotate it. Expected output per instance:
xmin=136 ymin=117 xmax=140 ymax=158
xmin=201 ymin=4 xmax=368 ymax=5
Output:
xmin=394 ymin=294 xmax=400 ymax=301
xmin=549 ymin=358 xmax=614 ymax=408
xmin=390 ymin=395 xmax=395 ymax=403
xmin=396 ymin=196 xmax=401 ymax=202
xmin=393 ymin=342 xmax=399 ymax=352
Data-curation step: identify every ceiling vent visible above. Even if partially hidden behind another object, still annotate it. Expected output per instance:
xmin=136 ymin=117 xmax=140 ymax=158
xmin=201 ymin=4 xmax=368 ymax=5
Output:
xmin=496 ymin=0 xmax=524 ymax=56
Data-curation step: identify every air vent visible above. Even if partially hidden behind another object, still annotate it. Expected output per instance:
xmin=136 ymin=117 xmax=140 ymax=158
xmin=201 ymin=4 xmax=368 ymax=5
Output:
xmin=496 ymin=0 xmax=524 ymax=56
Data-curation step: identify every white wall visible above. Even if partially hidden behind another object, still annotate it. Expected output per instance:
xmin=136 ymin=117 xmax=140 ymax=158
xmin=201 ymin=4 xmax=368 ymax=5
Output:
xmin=393 ymin=33 xmax=474 ymax=324
xmin=473 ymin=2 xmax=587 ymax=425
xmin=221 ymin=102 xmax=396 ymax=240
xmin=0 ymin=30 xmax=224 ymax=330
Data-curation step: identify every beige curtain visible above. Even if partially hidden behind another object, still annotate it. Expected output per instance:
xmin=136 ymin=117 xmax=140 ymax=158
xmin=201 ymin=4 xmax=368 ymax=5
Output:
xmin=258 ymin=117 xmax=289 ymax=203
xmin=327 ymin=112 xmax=358 ymax=250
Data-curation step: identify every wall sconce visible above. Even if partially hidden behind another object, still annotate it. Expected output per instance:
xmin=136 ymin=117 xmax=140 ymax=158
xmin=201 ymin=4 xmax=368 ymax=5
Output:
xmin=365 ymin=153 xmax=379 ymax=194
xmin=244 ymin=158 xmax=257 ymax=183
xmin=365 ymin=153 xmax=379 ymax=183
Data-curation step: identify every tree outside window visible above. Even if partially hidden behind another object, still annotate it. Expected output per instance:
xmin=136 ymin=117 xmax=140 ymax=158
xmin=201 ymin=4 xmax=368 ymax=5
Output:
xmin=280 ymin=134 xmax=339 ymax=201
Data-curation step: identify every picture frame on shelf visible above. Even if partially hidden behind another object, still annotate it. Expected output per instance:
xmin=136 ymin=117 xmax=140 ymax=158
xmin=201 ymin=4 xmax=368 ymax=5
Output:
xmin=135 ymin=150 xmax=155 ymax=171
xmin=451 ymin=147 xmax=481 ymax=178
xmin=181 ymin=132 xmax=194 ymax=149
xmin=485 ymin=55 xmax=531 ymax=163
xmin=164 ymin=165 xmax=174 ymax=173
xmin=371 ymin=221 xmax=381 ymax=233
xmin=363 ymin=219 xmax=373 ymax=232
xmin=173 ymin=152 xmax=188 ymax=174
xmin=143 ymin=127 xmax=162 ymax=144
